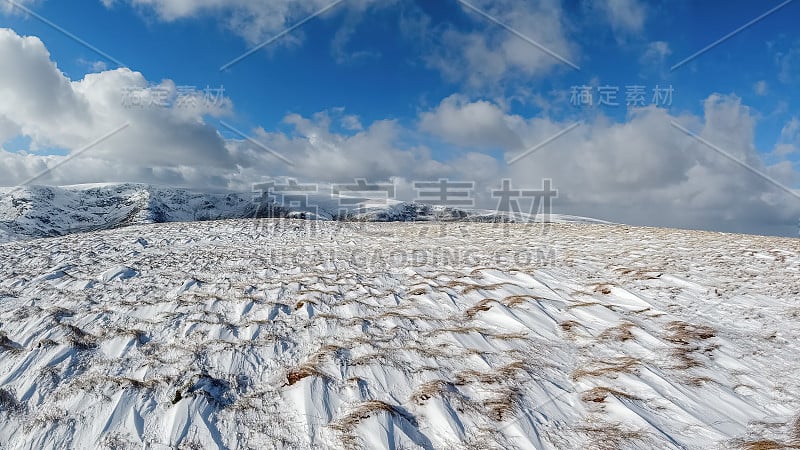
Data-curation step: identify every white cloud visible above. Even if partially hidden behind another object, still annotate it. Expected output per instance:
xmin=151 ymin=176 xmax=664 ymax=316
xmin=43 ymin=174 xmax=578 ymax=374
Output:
xmin=0 ymin=0 xmax=38 ymax=14
xmin=776 ymin=41 xmax=800 ymax=84
xmin=1 ymin=27 xmax=797 ymax=236
xmin=600 ymin=0 xmax=646 ymax=33
xmin=754 ymin=80 xmax=768 ymax=96
xmin=780 ymin=117 xmax=800 ymax=143
xmin=0 ymin=28 xmax=236 ymax=187
xmin=773 ymin=117 xmax=800 ymax=157
xmin=424 ymin=0 xmax=576 ymax=87
xmin=419 ymin=95 xmax=523 ymax=150
xmin=251 ymin=92 xmax=798 ymax=234
xmin=641 ymin=41 xmax=671 ymax=66
xmin=101 ymin=0 xmax=384 ymax=47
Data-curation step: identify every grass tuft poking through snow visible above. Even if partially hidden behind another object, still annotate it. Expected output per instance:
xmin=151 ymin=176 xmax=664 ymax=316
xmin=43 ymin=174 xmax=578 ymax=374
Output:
xmin=0 ymin=219 xmax=799 ymax=449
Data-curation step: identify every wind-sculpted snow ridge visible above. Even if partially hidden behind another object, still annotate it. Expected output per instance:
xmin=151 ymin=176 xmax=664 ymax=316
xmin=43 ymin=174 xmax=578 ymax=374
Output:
xmin=0 ymin=184 xmax=609 ymax=243
xmin=1 ymin=220 xmax=799 ymax=449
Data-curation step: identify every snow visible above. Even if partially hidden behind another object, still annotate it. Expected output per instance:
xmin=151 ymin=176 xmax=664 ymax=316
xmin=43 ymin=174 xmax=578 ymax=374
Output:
xmin=0 ymin=218 xmax=799 ymax=449
xmin=0 ymin=183 xmax=610 ymax=243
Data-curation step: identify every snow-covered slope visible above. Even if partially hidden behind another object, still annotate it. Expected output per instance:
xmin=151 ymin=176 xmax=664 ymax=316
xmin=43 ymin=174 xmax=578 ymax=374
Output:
xmin=0 ymin=184 xmax=609 ymax=243
xmin=0 ymin=184 xmax=258 ymax=243
xmin=0 ymin=219 xmax=798 ymax=449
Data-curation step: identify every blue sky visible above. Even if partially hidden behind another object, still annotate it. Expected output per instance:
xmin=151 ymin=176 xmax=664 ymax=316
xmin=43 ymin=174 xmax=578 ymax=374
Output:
xmin=0 ymin=0 xmax=799 ymax=235
xmin=3 ymin=0 xmax=797 ymax=142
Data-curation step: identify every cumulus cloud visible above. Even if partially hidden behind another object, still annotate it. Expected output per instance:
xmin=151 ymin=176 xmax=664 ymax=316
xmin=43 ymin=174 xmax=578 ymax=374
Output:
xmin=226 ymin=92 xmax=800 ymax=235
xmin=423 ymin=0 xmax=576 ymax=87
xmin=1 ymin=27 xmax=798 ymax=236
xmin=0 ymin=28 xmax=235 ymax=187
xmin=598 ymin=0 xmax=647 ymax=35
xmin=100 ymin=0 xmax=382 ymax=46
xmin=503 ymin=96 xmax=800 ymax=235
xmin=641 ymin=41 xmax=671 ymax=66
xmin=419 ymin=95 xmax=523 ymax=150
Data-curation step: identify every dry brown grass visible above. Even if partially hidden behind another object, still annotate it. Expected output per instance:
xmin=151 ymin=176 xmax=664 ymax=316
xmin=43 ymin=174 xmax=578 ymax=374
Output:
xmin=483 ymin=386 xmax=520 ymax=421
xmin=615 ymin=267 xmax=662 ymax=280
xmin=559 ymin=320 xmax=581 ymax=333
xmin=443 ymin=280 xmax=509 ymax=295
xmin=739 ymin=441 xmax=792 ymax=450
xmin=664 ymin=321 xmax=716 ymax=370
xmin=423 ymin=326 xmax=528 ymax=341
xmin=688 ymin=376 xmax=714 ymax=387
xmin=454 ymin=370 xmax=500 ymax=385
xmin=297 ymin=288 xmax=338 ymax=297
xmin=403 ymin=343 xmax=454 ymax=359
xmin=465 ymin=299 xmax=497 ymax=319
xmin=294 ymin=299 xmax=317 ymax=310
xmin=468 ymin=267 xmax=499 ymax=276
xmin=733 ymin=416 xmax=800 ymax=449
xmin=462 ymin=283 xmax=509 ymax=294
xmin=410 ymin=380 xmax=453 ymax=404
xmin=572 ymin=357 xmax=640 ymax=381
xmin=63 ymin=324 xmax=97 ymax=351
xmin=286 ymin=366 xmax=328 ymax=386
xmin=591 ymin=283 xmax=615 ymax=295
xmin=598 ymin=322 xmax=636 ymax=342
xmin=285 ymin=345 xmax=341 ymax=385
xmin=580 ymin=386 xmax=640 ymax=403
xmin=330 ymin=400 xmax=416 ymax=432
xmin=502 ymin=294 xmax=545 ymax=307
xmin=567 ymin=301 xmax=601 ymax=309
xmin=407 ymin=287 xmax=428 ymax=296
xmin=454 ymin=361 xmax=526 ymax=386
xmin=576 ymin=424 xmax=647 ymax=450
xmin=664 ymin=321 xmax=715 ymax=344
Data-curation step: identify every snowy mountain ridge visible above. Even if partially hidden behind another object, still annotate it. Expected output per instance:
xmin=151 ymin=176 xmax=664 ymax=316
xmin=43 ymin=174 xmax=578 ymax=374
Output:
xmin=0 ymin=183 xmax=608 ymax=243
